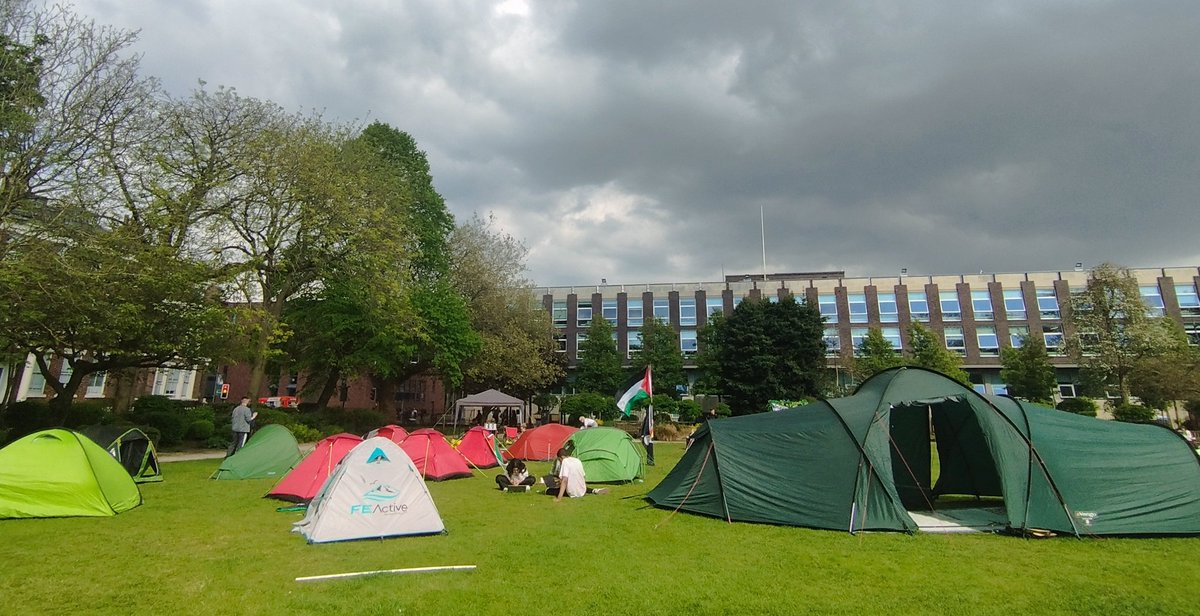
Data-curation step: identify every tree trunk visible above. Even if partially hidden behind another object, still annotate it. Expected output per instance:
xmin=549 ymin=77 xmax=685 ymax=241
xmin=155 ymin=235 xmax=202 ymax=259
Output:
xmin=315 ymin=366 xmax=340 ymax=410
xmin=48 ymin=365 xmax=95 ymax=425
xmin=372 ymin=374 xmax=396 ymax=417
xmin=246 ymin=299 xmax=286 ymax=398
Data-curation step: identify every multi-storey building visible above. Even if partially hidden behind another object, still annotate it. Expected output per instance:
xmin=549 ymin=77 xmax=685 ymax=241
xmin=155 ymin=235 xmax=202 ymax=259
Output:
xmin=538 ymin=266 xmax=1200 ymax=399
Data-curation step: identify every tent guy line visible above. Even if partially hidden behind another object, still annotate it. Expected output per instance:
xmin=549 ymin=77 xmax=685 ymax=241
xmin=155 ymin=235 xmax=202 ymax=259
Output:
xmin=294 ymin=565 xmax=477 ymax=583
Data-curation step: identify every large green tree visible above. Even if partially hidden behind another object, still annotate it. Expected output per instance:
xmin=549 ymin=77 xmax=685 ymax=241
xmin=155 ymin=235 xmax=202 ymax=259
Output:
xmin=630 ymin=316 xmax=687 ymax=399
xmin=1068 ymin=262 xmax=1181 ymax=403
xmin=453 ymin=214 xmax=562 ymax=398
xmin=702 ymin=296 xmax=825 ymax=414
xmin=999 ymin=335 xmax=1056 ymax=404
xmin=573 ymin=313 xmax=623 ymax=395
xmin=906 ymin=322 xmax=970 ymax=383
xmin=852 ymin=327 xmax=905 ymax=381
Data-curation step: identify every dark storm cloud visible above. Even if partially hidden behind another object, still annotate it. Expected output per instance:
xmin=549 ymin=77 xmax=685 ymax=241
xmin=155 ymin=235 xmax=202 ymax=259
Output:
xmin=71 ymin=1 xmax=1200 ymax=285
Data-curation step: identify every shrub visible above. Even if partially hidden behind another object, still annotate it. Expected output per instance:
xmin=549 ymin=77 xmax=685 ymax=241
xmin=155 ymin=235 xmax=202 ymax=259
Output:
xmin=654 ymin=423 xmax=681 ymax=441
xmin=288 ymin=423 xmax=322 ymax=443
xmin=1056 ymin=397 xmax=1098 ymax=417
xmin=255 ymin=407 xmax=293 ymax=428
xmin=560 ymin=393 xmax=616 ymax=422
xmin=142 ymin=425 xmax=162 ymax=445
xmin=130 ymin=395 xmax=179 ymax=422
xmin=142 ymin=411 xmax=186 ymax=445
xmin=338 ymin=408 xmax=388 ymax=434
xmin=715 ymin=403 xmax=732 ymax=418
xmin=0 ymin=399 xmax=56 ymax=440
xmin=185 ymin=406 xmax=216 ymax=425
xmin=676 ymin=400 xmax=702 ymax=423
xmin=65 ymin=400 xmax=113 ymax=428
xmin=1112 ymin=403 xmax=1156 ymax=424
xmin=205 ymin=433 xmax=230 ymax=450
xmin=186 ymin=419 xmax=215 ymax=441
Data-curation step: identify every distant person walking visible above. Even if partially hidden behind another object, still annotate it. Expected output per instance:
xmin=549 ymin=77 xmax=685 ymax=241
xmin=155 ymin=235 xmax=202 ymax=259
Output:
xmin=228 ymin=397 xmax=258 ymax=456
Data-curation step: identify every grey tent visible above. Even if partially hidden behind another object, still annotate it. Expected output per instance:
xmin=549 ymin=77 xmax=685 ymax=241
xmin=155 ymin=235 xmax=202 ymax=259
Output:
xmin=453 ymin=389 xmax=526 ymax=425
xmin=82 ymin=425 xmax=162 ymax=483
xmin=648 ymin=367 xmax=1200 ymax=536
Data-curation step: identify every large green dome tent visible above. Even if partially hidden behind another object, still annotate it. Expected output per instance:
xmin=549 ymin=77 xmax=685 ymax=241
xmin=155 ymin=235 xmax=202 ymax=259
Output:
xmin=212 ymin=424 xmax=302 ymax=480
xmin=0 ymin=429 xmax=142 ymax=518
xmin=565 ymin=427 xmax=644 ymax=483
xmin=648 ymin=367 xmax=1200 ymax=536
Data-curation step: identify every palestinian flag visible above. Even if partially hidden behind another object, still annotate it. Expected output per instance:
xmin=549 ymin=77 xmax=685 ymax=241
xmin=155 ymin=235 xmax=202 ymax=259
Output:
xmin=617 ymin=366 xmax=652 ymax=417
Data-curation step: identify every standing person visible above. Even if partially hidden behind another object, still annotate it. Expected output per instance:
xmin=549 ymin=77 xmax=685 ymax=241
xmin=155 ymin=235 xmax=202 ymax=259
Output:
xmin=544 ymin=448 xmax=607 ymax=500
xmin=641 ymin=409 xmax=655 ymax=466
xmin=227 ymin=397 xmax=258 ymax=456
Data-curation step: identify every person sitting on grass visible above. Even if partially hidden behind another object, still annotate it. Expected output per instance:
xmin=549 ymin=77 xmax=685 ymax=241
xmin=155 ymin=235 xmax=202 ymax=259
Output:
xmin=543 ymin=447 xmax=608 ymax=501
xmin=495 ymin=459 xmax=536 ymax=490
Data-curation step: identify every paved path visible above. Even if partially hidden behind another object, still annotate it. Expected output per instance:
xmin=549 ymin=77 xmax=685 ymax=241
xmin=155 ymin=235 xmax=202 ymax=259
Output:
xmin=159 ymin=443 xmax=316 ymax=463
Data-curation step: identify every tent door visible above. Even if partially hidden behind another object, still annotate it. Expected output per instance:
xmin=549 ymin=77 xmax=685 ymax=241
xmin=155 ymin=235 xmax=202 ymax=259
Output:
xmin=888 ymin=405 xmax=934 ymax=510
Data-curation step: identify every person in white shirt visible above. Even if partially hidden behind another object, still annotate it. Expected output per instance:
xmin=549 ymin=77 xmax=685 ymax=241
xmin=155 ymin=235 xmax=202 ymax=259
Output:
xmin=545 ymin=448 xmax=607 ymax=500
xmin=579 ymin=415 xmax=598 ymax=429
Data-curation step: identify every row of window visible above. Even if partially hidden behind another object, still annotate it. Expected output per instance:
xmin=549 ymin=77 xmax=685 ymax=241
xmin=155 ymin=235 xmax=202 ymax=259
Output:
xmin=555 ymin=283 xmax=1200 ymax=328
xmin=13 ymin=360 xmax=196 ymax=400
xmin=824 ymin=324 xmax=1071 ymax=357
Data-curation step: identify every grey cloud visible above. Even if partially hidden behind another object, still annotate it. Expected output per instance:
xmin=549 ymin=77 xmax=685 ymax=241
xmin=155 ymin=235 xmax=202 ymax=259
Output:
xmin=69 ymin=1 xmax=1200 ymax=285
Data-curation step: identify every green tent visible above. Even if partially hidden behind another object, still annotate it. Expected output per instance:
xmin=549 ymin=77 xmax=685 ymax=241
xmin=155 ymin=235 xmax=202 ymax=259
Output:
xmin=648 ymin=367 xmax=1200 ymax=536
xmin=566 ymin=427 xmax=644 ymax=483
xmin=82 ymin=425 xmax=163 ymax=483
xmin=0 ymin=429 xmax=142 ymax=518
xmin=212 ymin=424 xmax=302 ymax=480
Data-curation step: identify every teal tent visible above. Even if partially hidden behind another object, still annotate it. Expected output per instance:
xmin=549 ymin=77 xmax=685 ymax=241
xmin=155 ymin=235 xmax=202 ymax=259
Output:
xmin=0 ymin=429 xmax=142 ymax=518
xmin=565 ymin=427 xmax=644 ymax=483
xmin=648 ymin=367 xmax=1200 ymax=536
xmin=212 ymin=424 xmax=302 ymax=480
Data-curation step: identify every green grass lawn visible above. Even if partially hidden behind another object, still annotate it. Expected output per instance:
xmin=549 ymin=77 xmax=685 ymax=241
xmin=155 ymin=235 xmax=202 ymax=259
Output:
xmin=3 ymin=442 xmax=1199 ymax=615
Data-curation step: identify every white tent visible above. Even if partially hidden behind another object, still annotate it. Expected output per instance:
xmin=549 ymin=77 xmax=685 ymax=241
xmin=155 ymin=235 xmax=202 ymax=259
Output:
xmin=293 ymin=437 xmax=445 ymax=543
xmin=453 ymin=389 xmax=527 ymax=425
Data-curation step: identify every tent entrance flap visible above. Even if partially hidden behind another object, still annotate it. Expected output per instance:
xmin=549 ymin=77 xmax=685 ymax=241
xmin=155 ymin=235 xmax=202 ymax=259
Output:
xmin=889 ymin=398 xmax=1005 ymax=512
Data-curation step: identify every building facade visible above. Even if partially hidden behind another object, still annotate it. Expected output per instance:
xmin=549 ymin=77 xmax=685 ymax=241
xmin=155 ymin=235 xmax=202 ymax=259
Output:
xmin=538 ymin=266 xmax=1200 ymax=398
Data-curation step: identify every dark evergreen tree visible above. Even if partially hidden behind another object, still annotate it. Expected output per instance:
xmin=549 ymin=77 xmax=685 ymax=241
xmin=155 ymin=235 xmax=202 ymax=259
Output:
xmin=573 ymin=315 xmax=623 ymax=395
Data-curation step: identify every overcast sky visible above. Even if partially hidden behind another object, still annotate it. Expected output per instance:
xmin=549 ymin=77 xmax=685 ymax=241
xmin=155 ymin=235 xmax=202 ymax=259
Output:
xmin=72 ymin=0 xmax=1200 ymax=286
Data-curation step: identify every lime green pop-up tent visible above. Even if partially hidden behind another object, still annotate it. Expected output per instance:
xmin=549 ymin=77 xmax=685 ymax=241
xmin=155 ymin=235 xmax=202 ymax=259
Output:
xmin=648 ymin=367 xmax=1200 ymax=536
xmin=565 ymin=427 xmax=644 ymax=483
xmin=0 ymin=429 xmax=142 ymax=518
xmin=212 ymin=424 xmax=302 ymax=480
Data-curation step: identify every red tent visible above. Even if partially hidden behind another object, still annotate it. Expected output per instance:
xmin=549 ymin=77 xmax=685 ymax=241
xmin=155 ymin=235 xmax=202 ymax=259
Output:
xmin=266 ymin=433 xmax=363 ymax=502
xmin=401 ymin=428 xmax=473 ymax=481
xmin=503 ymin=424 xmax=578 ymax=461
xmin=367 ymin=424 xmax=408 ymax=444
xmin=456 ymin=426 xmax=500 ymax=468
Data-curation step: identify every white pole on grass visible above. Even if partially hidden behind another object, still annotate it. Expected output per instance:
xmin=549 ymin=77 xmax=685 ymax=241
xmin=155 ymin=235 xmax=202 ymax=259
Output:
xmin=295 ymin=565 xmax=477 ymax=583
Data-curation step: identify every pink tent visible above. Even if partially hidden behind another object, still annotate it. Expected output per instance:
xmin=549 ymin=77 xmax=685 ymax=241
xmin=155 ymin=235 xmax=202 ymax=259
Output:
xmin=266 ymin=433 xmax=363 ymax=502
xmin=401 ymin=428 xmax=473 ymax=481
xmin=367 ymin=424 xmax=408 ymax=444
xmin=503 ymin=424 xmax=578 ymax=461
xmin=456 ymin=426 xmax=500 ymax=468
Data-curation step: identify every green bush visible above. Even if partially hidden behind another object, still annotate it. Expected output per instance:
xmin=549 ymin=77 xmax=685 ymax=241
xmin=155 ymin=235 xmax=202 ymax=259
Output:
xmin=130 ymin=395 xmax=179 ymax=422
xmin=186 ymin=419 xmax=215 ymax=441
xmin=205 ymin=433 xmax=230 ymax=450
xmin=1 ymin=400 xmax=56 ymax=441
xmin=142 ymin=411 xmax=186 ymax=445
xmin=561 ymin=393 xmax=617 ymax=423
xmin=65 ymin=400 xmax=113 ymax=428
xmin=1056 ymin=397 xmax=1098 ymax=417
xmin=287 ymin=423 xmax=322 ymax=442
xmin=676 ymin=400 xmax=702 ymax=423
xmin=319 ymin=424 xmax=347 ymax=437
xmin=185 ymin=406 xmax=216 ymax=425
xmin=255 ymin=407 xmax=293 ymax=427
xmin=142 ymin=425 xmax=162 ymax=445
xmin=715 ymin=403 xmax=732 ymax=417
xmin=1112 ymin=403 xmax=1156 ymax=424
xmin=342 ymin=408 xmax=389 ymax=434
